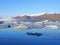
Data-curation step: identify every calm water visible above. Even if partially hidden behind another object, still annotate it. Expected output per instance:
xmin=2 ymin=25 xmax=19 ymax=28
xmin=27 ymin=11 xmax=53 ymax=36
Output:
xmin=0 ymin=28 xmax=60 ymax=45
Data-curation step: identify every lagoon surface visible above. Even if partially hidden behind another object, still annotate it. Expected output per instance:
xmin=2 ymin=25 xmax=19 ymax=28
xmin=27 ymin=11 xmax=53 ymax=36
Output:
xmin=0 ymin=28 xmax=60 ymax=45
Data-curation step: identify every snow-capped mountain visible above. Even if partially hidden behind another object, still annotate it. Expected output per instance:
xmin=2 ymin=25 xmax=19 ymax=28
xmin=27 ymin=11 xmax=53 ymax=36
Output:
xmin=12 ymin=12 xmax=60 ymax=22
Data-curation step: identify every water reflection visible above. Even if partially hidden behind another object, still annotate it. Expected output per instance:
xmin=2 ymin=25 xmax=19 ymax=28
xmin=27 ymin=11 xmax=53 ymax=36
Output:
xmin=26 ymin=32 xmax=42 ymax=36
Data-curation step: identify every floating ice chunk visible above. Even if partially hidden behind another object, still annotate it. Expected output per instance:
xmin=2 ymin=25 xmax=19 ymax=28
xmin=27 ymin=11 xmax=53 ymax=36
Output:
xmin=14 ymin=24 xmax=28 ymax=30
xmin=45 ymin=25 xmax=58 ymax=29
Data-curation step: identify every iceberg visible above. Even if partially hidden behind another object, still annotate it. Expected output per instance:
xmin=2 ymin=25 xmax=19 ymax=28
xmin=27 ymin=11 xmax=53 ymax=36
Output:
xmin=14 ymin=24 xmax=28 ymax=30
xmin=45 ymin=25 xmax=58 ymax=29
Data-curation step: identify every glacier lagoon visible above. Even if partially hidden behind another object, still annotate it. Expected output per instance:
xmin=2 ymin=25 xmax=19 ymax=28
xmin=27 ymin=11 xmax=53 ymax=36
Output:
xmin=0 ymin=20 xmax=60 ymax=45
xmin=0 ymin=28 xmax=60 ymax=45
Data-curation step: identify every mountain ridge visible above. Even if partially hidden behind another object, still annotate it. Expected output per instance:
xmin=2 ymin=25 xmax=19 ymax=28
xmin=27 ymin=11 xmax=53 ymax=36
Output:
xmin=12 ymin=13 xmax=60 ymax=22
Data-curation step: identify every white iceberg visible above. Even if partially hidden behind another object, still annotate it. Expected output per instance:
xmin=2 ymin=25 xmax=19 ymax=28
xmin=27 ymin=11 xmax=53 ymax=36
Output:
xmin=45 ymin=25 xmax=58 ymax=29
xmin=14 ymin=24 xmax=28 ymax=30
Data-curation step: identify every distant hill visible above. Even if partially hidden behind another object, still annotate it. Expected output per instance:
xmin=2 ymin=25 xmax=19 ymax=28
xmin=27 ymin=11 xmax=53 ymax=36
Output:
xmin=12 ymin=13 xmax=60 ymax=22
xmin=0 ymin=17 xmax=3 ymax=19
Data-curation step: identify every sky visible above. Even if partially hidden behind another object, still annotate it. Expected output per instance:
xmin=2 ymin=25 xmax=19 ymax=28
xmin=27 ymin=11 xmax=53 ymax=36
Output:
xmin=0 ymin=0 xmax=60 ymax=16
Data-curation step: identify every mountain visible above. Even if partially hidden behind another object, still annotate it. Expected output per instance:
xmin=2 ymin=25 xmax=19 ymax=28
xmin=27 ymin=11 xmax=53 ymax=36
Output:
xmin=12 ymin=13 xmax=60 ymax=22
xmin=0 ymin=17 xmax=4 ymax=19
xmin=12 ymin=16 xmax=21 ymax=19
xmin=12 ymin=15 xmax=31 ymax=21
